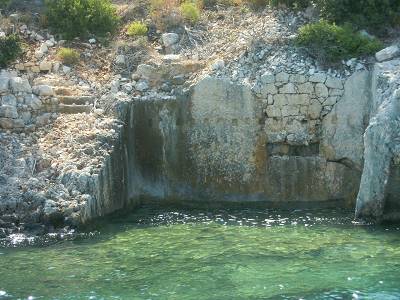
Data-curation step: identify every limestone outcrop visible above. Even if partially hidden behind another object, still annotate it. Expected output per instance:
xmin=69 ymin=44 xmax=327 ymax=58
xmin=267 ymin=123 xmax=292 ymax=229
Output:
xmin=355 ymin=59 xmax=400 ymax=221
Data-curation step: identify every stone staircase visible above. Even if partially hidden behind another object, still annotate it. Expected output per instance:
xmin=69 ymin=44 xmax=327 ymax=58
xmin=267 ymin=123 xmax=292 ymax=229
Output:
xmin=34 ymin=76 xmax=95 ymax=115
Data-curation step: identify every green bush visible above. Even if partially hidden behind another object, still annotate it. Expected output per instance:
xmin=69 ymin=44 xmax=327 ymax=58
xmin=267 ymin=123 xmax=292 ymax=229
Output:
xmin=0 ymin=0 xmax=11 ymax=9
xmin=180 ymin=2 xmax=201 ymax=24
xmin=45 ymin=0 xmax=119 ymax=40
xmin=127 ymin=21 xmax=148 ymax=36
xmin=0 ymin=34 xmax=22 ymax=68
xmin=296 ymin=21 xmax=383 ymax=64
xmin=57 ymin=47 xmax=80 ymax=65
xmin=315 ymin=0 xmax=400 ymax=34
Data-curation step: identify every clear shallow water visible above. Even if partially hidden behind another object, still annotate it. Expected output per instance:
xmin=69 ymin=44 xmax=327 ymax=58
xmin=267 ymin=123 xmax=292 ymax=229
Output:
xmin=1 ymin=204 xmax=400 ymax=300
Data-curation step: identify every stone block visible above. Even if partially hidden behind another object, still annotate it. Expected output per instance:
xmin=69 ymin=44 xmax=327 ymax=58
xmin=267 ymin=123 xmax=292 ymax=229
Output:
xmin=309 ymin=73 xmax=326 ymax=83
xmin=297 ymin=82 xmax=314 ymax=94
xmin=0 ymin=118 xmax=24 ymax=129
xmin=0 ymin=105 xmax=18 ymax=118
xmin=289 ymin=74 xmax=307 ymax=83
xmin=260 ymin=71 xmax=275 ymax=84
xmin=325 ymin=76 xmax=343 ymax=89
xmin=33 ymin=85 xmax=54 ymax=96
xmin=261 ymin=83 xmax=278 ymax=96
xmin=276 ymin=72 xmax=289 ymax=82
xmin=1 ymin=94 xmax=17 ymax=106
xmin=315 ymin=83 xmax=328 ymax=98
xmin=10 ymin=77 xmax=32 ymax=93
xmin=279 ymin=83 xmax=297 ymax=94
xmin=375 ymin=45 xmax=400 ymax=62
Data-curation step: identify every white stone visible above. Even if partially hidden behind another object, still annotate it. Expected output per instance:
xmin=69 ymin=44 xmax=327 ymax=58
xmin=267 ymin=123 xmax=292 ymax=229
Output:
xmin=39 ymin=61 xmax=52 ymax=71
xmin=0 ymin=76 xmax=9 ymax=93
xmin=211 ymin=59 xmax=225 ymax=71
xmin=315 ymin=83 xmax=328 ymax=98
xmin=375 ymin=45 xmax=400 ymax=62
xmin=309 ymin=73 xmax=326 ymax=83
xmin=162 ymin=33 xmax=180 ymax=47
xmin=297 ymin=82 xmax=314 ymax=94
xmin=325 ymin=76 xmax=343 ymax=89
xmin=136 ymin=80 xmax=149 ymax=92
xmin=89 ymin=38 xmax=96 ymax=44
xmin=32 ymin=85 xmax=54 ymax=96
xmin=289 ymin=74 xmax=306 ymax=83
xmin=260 ymin=71 xmax=275 ymax=84
xmin=260 ymin=83 xmax=277 ymax=96
xmin=0 ymin=105 xmax=18 ymax=118
xmin=276 ymin=72 xmax=289 ymax=82
xmin=279 ymin=83 xmax=297 ymax=94
xmin=10 ymin=77 xmax=32 ymax=93
xmin=62 ymin=66 xmax=71 ymax=74
xmin=1 ymin=95 xmax=17 ymax=106
xmin=115 ymin=55 xmax=126 ymax=65
xmin=24 ymin=94 xmax=42 ymax=110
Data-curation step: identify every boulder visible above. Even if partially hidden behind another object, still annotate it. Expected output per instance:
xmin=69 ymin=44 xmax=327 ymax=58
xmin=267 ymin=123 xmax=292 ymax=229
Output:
xmin=162 ymin=33 xmax=179 ymax=47
xmin=0 ymin=76 xmax=9 ymax=93
xmin=375 ymin=45 xmax=400 ymax=62
xmin=10 ymin=77 xmax=32 ymax=93
xmin=0 ymin=118 xmax=24 ymax=128
xmin=32 ymin=85 xmax=54 ymax=96
xmin=0 ymin=105 xmax=18 ymax=118
xmin=24 ymin=94 xmax=42 ymax=110
xmin=1 ymin=95 xmax=17 ymax=106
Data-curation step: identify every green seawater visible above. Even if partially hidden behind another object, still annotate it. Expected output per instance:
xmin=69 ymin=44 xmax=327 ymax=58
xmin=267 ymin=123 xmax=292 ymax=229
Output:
xmin=1 ymin=204 xmax=400 ymax=300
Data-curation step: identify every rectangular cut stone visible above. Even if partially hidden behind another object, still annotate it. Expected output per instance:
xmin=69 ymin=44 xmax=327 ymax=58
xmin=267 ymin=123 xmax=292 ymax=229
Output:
xmin=309 ymin=73 xmax=326 ymax=83
xmin=274 ymin=94 xmax=288 ymax=106
xmin=297 ymin=82 xmax=314 ymax=94
xmin=279 ymin=83 xmax=297 ymax=94
xmin=0 ymin=77 xmax=9 ymax=93
xmin=0 ymin=105 xmax=18 ymax=118
xmin=286 ymin=94 xmax=310 ymax=105
xmin=276 ymin=72 xmax=289 ymax=82
xmin=260 ymin=83 xmax=278 ymax=96
xmin=282 ymin=105 xmax=300 ymax=117
xmin=289 ymin=74 xmax=307 ymax=83
xmin=265 ymin=105 xmax=281 ymax=118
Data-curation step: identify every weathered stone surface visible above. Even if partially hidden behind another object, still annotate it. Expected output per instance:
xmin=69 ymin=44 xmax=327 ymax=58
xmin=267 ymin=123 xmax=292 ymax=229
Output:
xmin=10 ymin=77 xmax=32 ymax=93
xmin=321 ymin=71 xmax=371 ymax=169
xmin=0 ymin=76 xmax=9 ymax=93
xmin=260 ymin=71 xmax=275 ymax=84
xmin=279 ymin=83 xmax=297 ymax=94
xmin=39 ymin=61 xmax=52 ymax=71
xmin=24 ymin=94 xmax=42 ymax=110
xmin=325 ymin=76 xmax=343 ymax=89
xmin=315 ymin=83 xmax=328 ymax=98
xmin=0 ymin=105 xmax=18 ymax=118
xmin=276 ymin=72 xmax=289 ymax=82
xmin=33 ymin=85 xmax=54 ymax=96
xmin=375 ymin=45 xmax=400 ymax=62
xmin=162 ymin=33 xmax=179 ymax=47
xmin=261 ymin=83 xmax=277 ymax=96
xmin=297 ymin=82 xmax=314 ymax=94
xmin=1 ymin=95 xmax=17 ymax=106
xmin=289 ymin=74 xmax=306 ymax=83
xmin=0 ymin=117 xmax=24 ymax=128
xmin=355 ymin=59 xmax=400 ymax=221
xmin=309 ymin=73 xmax=326 ymax=83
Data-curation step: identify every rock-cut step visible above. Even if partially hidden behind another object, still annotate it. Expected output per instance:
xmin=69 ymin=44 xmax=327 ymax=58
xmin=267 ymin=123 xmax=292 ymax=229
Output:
xmin=58 ymin=104 xmax=92 ymax=114
xmin=58 ymin=95 xmax=95 ymax=105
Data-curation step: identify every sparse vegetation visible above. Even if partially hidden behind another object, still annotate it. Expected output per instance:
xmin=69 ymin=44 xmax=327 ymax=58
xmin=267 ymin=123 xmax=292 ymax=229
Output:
xmin=296 ymin=20 xmax=383 ymax=65
xmin=150 ymin=0 xmax=183 ymax=30
xmin=0 ymin=0 xmax=11 ymax=9
xmin=45 ymin=0 xmax=120 ymax=40
xmin=127 ymin=21 xmax=148 ymax=37
xmin=57 ymin=47 xmax=80 ymax=65
xmin=180 ymin=2 xmax=201 ymax=24
xmin=0 ymin=34 xmax=22 ymax=68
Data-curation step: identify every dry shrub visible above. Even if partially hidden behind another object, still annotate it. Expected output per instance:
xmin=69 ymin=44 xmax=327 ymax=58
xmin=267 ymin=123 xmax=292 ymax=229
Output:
xmin=150 ymin=0 xmax=182 ymax=30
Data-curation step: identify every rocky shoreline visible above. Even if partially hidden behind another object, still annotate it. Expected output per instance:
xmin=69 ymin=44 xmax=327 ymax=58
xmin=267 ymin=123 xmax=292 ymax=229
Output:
xmin=1 ymin=4 xmax=400 ymax=244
